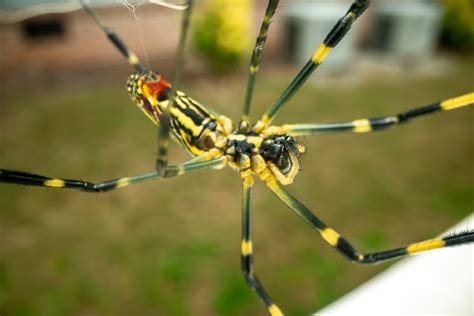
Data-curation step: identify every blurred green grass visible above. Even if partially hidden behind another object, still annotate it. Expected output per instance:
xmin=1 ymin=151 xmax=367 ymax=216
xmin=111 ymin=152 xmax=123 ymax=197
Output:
xmin=0 ymin=57 xmax=473 ymax=316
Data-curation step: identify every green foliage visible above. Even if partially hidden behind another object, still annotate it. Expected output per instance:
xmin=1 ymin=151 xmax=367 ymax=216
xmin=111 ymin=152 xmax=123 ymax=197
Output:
xmin=193 ymin=0 xmax=252 ymax=72
xmin=441 ymin=0 xmax=474 ymax=50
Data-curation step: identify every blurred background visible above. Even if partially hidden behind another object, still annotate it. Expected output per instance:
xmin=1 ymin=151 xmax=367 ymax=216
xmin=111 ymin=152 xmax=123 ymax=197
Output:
xmin=0 ymin=0 xmax=472 ymax=315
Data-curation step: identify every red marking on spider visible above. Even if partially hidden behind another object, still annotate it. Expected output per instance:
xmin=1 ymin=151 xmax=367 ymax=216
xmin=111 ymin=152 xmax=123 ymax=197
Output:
xmin=146 ymin=76 xmax=171 ymax=98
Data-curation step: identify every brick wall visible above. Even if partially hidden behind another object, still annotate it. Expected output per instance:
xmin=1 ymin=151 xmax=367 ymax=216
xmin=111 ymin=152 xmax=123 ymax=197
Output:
xmin=0 ymin=2 xmax=286 ymax=82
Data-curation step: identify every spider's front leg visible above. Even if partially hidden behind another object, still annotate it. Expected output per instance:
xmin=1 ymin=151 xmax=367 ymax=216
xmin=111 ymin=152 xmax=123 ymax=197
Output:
xmin=240 ymin=0 xmax=280 ymax=131
xmin=266 ymin=179 xmax=474 ymax=264
xmin=255 ymin=0 xmax=370 ymax=131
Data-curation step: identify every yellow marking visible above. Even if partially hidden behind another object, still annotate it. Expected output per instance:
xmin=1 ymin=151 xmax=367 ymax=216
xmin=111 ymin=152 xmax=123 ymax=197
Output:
xmin=178 ymin=129 xmax=205 ymax=156
xmin=321 ymin=228 xmax=340 ymax=247
xmin=269 ymin=304 xmax=284 ymax=316
xmin=116 ymin=178 xmax=130 ymax=188
xmin=253 ymin=115 xmax=272 ymax=133
xmin=246 ymin=136 xmax=263 ymax=147
xmin=250 ymin=154 xmax=267 ymax=174
xmin=263 ymin=125 xmax=290 ymax=136
xmin=352 ymin=119 xmax=372 ymax=133
xmin=267 ymin=152 xmax=298 ymax=186
xmin=128 ymin=53 xmax=139 ymax=65
xmin=176 ymin=165 xmax=185 ymax=175
xmin=44 ymin=178 xmax=65 ymax=188
xmin=250 ymin=65 xmax=259 ymax=73
xmin=407 ymin=239 xmax=445 ymax=254
xmin=228 ymin=134 xmax=247 ymax=141
xmin=296 ymin=143 xmax=305 ymax=154
xmin=142 ymin=85 xmax=159 ymax=107
xmin=174 ymin=96 xmax=189 ymax=110
xmin=241 ymin=240 xmax=253 ymax=256
xmin=243 ymin=176 xmax=254 ymax=187
xmin=263 ymin=14 xmax=272 ymax=24
xmin=218 ymin=115 xmax=234 ymax=135
xmin=170 ymin=107 xmax=202 ymax=137
xmin=440 ymin=93 xmax=474 ymax=111
xmin=311 ymin=44 xmax=333 ymax=64
xmin=261 ymin=115 xmax=271 ymax=125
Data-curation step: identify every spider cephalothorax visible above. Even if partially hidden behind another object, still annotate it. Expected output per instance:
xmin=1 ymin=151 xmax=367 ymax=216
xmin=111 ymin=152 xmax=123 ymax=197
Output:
xmin=224 ymin=132 xmax=305 ymax=185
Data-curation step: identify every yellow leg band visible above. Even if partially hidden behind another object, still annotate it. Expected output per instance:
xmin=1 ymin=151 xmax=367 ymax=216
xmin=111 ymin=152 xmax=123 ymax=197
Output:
xmin=269 ymin=304 xmax=284 ymax=316
xmin=407 ymin=239 xmax=445 ymax=254
xmin=352 ymin=119 xmax=372 ymax=133
xmin=321 ymin=228 xmax=340 ymax=247
xmin=440 ymin=93 xmax=474 ymax=111
xmin=44 ymin=178 xmax=65 ymax=188
xmin=241 ymin=240 xmax=253 ymax=256
xmin=311 ymin=44 xmax=333 ymax=64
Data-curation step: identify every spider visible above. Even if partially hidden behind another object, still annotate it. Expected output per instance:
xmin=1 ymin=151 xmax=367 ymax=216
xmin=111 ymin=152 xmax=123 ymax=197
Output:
xmin=1 ymin=0 xmax=473 ymax=315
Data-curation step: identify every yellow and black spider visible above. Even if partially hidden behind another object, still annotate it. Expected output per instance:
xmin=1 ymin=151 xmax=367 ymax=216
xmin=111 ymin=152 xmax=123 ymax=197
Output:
xmin=1 ymin=0 xmax=473 ymax=315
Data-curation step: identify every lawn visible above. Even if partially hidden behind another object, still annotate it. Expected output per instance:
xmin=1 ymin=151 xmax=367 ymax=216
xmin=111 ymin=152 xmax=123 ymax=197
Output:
xmin=0 ymin=56 xmax=473 ymax=316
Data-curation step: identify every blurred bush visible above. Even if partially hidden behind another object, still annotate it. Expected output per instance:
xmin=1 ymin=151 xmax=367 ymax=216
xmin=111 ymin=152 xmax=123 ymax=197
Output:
xmin=441 ymin=0 xmax=474 ymax=50
xmin=193 ymin=0 xmax=252 ymax=72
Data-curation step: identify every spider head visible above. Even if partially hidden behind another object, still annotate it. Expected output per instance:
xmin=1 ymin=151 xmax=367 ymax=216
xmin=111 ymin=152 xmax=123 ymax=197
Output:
xmin=126 ymin=71 xmax=172 ymax=123
xmin=260 ymin=135 xmax=305 ymax=185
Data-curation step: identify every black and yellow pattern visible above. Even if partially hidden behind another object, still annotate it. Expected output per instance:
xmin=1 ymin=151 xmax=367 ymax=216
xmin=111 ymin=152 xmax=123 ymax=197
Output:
xmin=267 ymin=179 xmax=474 ymax=264
xmin=1 ymin=1 xmax=473 ymax=315
xmin=0 ymin=157 xmax=225 ymax=193
xmin=240 ymin=176 xmax=284 ymax=316
xmin=285 ymin=92 xmax=474 ymax=136
xmin=254 ymin=0 xmax=370 ymax=131
xmin=241 ymin=0 xmax=280 ymax=122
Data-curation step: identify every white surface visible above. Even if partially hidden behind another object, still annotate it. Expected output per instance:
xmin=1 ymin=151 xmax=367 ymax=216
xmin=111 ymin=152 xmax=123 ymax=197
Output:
xmin=315 ymin=214 xmax=474 ymax=316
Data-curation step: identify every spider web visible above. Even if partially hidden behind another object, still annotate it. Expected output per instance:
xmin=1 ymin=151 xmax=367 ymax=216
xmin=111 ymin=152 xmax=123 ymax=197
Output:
xmin=120 ymin=0 xmax=188 ymax=12
xmin=0 ymin=0 xmax=188 ymax=23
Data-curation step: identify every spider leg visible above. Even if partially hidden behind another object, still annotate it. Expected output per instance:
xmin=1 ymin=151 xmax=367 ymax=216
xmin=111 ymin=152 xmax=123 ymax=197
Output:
xmin=156 ymin=1 xmax=194 ymax=172
xmin=254 ymin=0 xmax=369 ymax=131
xmin=266 ymin=178 xmax=474 ymax=264
xmin=172 ymin=0 xmax=193 ymax=88
xmin=80 ymin=0 xmax=147 ymax=73
xmin=240 ymin=0 xmax=280 ymax=129
xmin=241 ymin=175 xmax=283 ymax=316
xmin=0 ymin=156 xmax=225 ymax=193
xmin=283 ymin=92 xmax=474 ymax=136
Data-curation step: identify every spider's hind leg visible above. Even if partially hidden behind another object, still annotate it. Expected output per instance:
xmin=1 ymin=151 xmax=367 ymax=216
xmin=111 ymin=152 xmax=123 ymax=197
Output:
xmin=241 ymin=174 xmax=284 ymax=316
xmin=266 ymin=179 xmax=474 ymax=265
